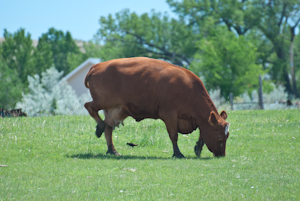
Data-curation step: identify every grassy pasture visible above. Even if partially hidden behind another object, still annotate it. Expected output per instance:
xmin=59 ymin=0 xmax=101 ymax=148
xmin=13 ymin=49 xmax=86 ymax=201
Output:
xmin=0 ymin=110 xmax=299 ymax=200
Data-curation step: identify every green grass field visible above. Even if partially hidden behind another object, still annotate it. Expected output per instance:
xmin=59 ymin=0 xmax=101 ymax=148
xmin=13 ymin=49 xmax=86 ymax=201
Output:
xmin=1 ymin=110 xmax=299 ymax=200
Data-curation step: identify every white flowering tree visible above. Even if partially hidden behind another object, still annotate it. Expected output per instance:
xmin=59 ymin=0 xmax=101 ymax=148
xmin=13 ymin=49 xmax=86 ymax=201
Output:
xmin=16 ymin=67 xmax=91 ymax=116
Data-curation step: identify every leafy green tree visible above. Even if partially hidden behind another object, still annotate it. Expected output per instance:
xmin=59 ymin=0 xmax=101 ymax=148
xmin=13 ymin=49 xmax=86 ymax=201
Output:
xmin=191 ymin=28 xmax=264 ymax=99
xmin=0 ymin=28 xmax=35 ymax=109
xmin=0 ymin=28 xmax=87 ymax=109
xmin=294 ymin=34 xmax=300 ymax=94
xmin=33 ymin=39 xmax=53 ymax=75
xmin=254 ymin=0 xmax=300 ymax=98
xmin=37 ymin=28 xmax=81 ymax=75
xmin=167 ymin=0 xmax=300 ymax=97
xmin=1 ymin=29 xmax=35 ymax=84
xmin=167 ymin=0 xmax=261 ymax=36
xmin=67 ymin=40 xmax=104 ymax=70
xmin=0 ymin=59 xmax=23 ymax=109
xmin=98 ymin=9 xmax=197 ymax=67
xmin=83 ymin=40 xmax=103 ymax=58
xmin=96 ymin=8 xmax=266 ymax=98
xmin=66 ymin=51 xmax=88 ymax=71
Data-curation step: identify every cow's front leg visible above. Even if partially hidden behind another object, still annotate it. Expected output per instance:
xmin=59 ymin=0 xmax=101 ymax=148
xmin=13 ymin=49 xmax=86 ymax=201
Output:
xmin=169 ymin=132 xmax=185 ymax=158
xmin=104 ymin=125 xmax=121 ymax=156
xmin=162 ymin=111 xmax=185 ymax=158
xmin=194 ymin=136 xmax=205 ymax=157
xmin=165 ymin=124 xmax=185 ymax=158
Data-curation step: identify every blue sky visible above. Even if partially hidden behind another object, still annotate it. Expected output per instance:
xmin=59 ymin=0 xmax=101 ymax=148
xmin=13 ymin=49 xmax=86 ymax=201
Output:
xmin=1 ymin=0 xmax=175 ymax=41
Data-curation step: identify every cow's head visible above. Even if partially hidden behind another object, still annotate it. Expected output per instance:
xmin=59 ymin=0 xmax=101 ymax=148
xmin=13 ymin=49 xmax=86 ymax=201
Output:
xmin=202 ymin=110 xmax=230 ymax=157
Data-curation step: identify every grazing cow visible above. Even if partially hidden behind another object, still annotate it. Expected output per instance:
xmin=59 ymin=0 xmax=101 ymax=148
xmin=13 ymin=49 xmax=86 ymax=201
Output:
xmin=84 ymin=57 xmax=230 ymax=158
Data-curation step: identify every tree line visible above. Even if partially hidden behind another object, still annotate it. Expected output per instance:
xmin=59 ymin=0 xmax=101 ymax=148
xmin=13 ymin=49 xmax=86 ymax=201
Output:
xmin=0 ymin=28 xmax=101 ymax=109
xmin=98 ymin=0 xmax=300 ymax=99
xmin=1 ymin=0 xmax=300 ymax=109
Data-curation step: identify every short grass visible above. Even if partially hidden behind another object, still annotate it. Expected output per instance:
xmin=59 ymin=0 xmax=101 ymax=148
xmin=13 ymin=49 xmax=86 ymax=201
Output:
xmin=0 ymin=110 xmax=299 ymax=200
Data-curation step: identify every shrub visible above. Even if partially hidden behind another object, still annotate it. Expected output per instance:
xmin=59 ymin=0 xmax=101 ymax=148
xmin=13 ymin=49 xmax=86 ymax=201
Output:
xmin=16 ymin=67 xmax=91 ymax=116
xmin=209 ymin=88 xmax=231 ymax=111
xmin=209 ymin=84 xmax=298 ymax=111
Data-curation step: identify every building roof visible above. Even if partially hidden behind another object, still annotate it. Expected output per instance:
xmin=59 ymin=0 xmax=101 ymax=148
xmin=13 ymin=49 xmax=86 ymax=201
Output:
xmin=62 ymin=58 xmax=101 ymax=82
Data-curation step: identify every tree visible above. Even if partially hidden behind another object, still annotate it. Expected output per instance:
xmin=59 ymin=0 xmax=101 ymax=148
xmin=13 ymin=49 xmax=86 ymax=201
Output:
xmin=67 ymin=40 xmax=104 ymax=69
xmin=37 ymin=28 xmax=81 ymax=75
xmin=255 ymin=0 xmax=300 ymax=98
xmin=0 ymin=28 xmax=35 ymax=109
xmin=0 ymin=28 xmax=88 ymax=109
xmin=167 ymin=0 xmax=300 ymax=97
xmin=97 ymin=9 xmax=197 ymax=67
xmin=1 ymin=29 xmax=35 ymax=84
xmin=294 ymin=34 xmax=300 ymax=94
xmin=167 ymin=0 xmax=262 ymax=36
xmin=0 ymin=59 xmax=23 ymax=109
xmin=191 ymin=28 xmax=264 ymax=99
xmin=83 ymin=40 xmax=104 ymax=58
xmin=96 ymin=7 xmax=267 ymax=98
xmin=33 ymin=38 xmax=53 ymax=75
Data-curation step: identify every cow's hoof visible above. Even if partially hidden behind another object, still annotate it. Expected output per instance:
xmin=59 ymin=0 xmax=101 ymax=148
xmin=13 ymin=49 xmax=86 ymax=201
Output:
xmin=194 ymin=140 xmax=205 ymax=157
xmin=95 ymin=122 xmax=106 ymax=138
xmin=194 ymin=145 xmax=201 ymax=157
xmin=106 ymin=149 xmax=122 ymax=156
xmin=172 ymin=154 xmax=185 ymax=158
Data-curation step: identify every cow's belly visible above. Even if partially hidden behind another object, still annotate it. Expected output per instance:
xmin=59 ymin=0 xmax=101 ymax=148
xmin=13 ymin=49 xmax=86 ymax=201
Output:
xmin=103 ymin=104 xmax=158 ymax=128
xmin=104 ymin=106 xmax=127 ymax=128
xmin=104 ymin=105 xmax=197 ymax=134
xmin=177 ymin=117 xmax=197 ymax=134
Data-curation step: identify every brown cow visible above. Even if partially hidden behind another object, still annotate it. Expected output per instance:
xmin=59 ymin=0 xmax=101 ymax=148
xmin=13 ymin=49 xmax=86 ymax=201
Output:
xmin=84 ymin=57 xmax=230 ymax=158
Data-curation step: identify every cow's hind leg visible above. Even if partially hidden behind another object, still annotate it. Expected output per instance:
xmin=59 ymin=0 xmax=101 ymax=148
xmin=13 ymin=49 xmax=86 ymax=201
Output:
xmin=84 ymin=101 xmax=106 ymax=138
xmin=194 ymin=135 xmax=205 ymax=157
xmin=104 ymin=125 xmax=121 ymax=156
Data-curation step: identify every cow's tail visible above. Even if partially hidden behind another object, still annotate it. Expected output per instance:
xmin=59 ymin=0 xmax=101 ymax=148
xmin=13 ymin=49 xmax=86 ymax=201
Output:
xmin=84 ymin=67 xmax=93 ymax=89
xmin=84 ymin=73 xmax=90 ymax=88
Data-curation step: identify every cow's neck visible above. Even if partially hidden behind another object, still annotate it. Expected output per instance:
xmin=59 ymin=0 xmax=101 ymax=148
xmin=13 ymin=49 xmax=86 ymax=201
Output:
xmin=196 ymin=90 xmax=219 ymax=126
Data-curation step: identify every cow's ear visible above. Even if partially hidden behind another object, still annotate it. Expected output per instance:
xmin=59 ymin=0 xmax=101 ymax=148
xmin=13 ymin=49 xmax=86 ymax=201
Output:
xmin=209 ymin=111 xmax=218 ymax=126
xmin=220 ymin=110 xmax=227 ymax=120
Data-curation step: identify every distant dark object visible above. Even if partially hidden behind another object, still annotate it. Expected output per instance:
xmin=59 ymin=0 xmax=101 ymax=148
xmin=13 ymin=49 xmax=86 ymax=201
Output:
xmin=295 ymin=101 xmax=300 ymax=108
xmin=126 ymin=143 xmax=138 ymax=147
xmin=279 ymin=100 xmax=293 ymax=106
xmin=0 ymin=108 xmax=27 ymax=118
